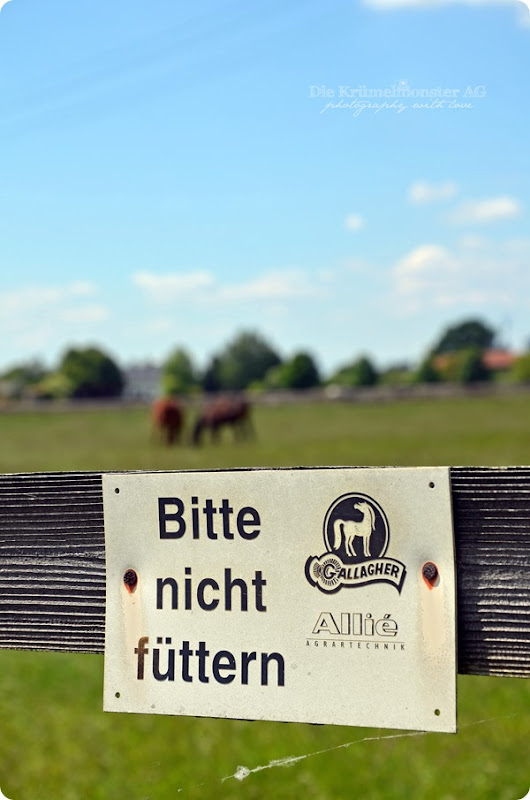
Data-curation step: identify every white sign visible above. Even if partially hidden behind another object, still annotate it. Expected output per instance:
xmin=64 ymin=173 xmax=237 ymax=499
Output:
xmin=103 ymin=467 xmax=457 ymax=733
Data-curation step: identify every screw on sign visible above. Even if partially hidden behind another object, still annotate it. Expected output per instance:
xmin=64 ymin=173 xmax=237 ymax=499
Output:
xmin=422 ymin=561 xmax=439 ymax=589
xmin=123 ymin=569 xmax=138 ymax=593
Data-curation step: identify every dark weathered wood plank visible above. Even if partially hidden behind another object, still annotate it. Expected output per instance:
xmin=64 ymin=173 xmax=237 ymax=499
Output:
xmin=451 ymin=467 xmax=530 ymax=678
xmin=0 ymin=468 xmax=528 ymax=677
xmin=0 ymin=472 xmax=106 ymax=653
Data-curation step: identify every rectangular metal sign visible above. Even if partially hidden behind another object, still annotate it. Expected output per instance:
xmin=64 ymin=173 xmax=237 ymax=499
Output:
xmin=103 ymin=467 xmax=457 ymax=732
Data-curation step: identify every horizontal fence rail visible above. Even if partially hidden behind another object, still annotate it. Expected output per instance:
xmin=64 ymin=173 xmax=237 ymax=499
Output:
xmin=0 ymin=468 xmax=528 ymax=678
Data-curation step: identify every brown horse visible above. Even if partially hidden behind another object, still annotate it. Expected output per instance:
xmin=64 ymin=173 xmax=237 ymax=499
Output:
xmin=151 ymin=397 xmax=184 ymax=445
xmin=192 ymin=396 xmax=253 ymax=445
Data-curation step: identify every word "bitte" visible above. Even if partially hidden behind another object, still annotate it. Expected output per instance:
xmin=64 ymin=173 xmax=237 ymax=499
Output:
xmin=158 ymin=496 xmax=261 ymax=540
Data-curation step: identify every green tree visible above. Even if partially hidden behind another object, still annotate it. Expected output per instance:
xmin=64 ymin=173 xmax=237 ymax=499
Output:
xmin=330 ymin=355 xmax=378 ymax=388
xmin=0 ymin=360 xmax=48 ymax=398
xmin=59 ymin=347 xmax=124 ymax=398
xmin=442 ymin=347 xmax=491 ymax=384
xmin=201 ymin=356 xmax=222 ymax=393
xmin=213 ymin=331 xmax=282 ymax=390
xmin=508 ymin=353 xmax=530 ymax=384
xmin=275 ymin=352 xmax=320 ymax=389
xmin=33 ymin=371 xmax=73 ymax=400
xmin=379 ymin=363 xmax=413 ymax=386
xmin=413 ymin=356 xmax=441 ymax=384
xmin=161 ymin=348 xmax=196 ymax=395
xmin=431 ymin=319 xmax=496 ymax=355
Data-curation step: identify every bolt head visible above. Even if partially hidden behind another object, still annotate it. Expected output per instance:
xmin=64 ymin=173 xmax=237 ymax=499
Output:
xmin=123 ymin=569 xmax=138 ymax=587
xmin=422 ymin=562 xmax=438 ymax=582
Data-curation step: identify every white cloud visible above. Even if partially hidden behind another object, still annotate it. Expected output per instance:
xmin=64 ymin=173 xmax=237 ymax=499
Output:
xmin=132 ymin=270 xmax=214 ymax=302
xmin=408 ymin=180 xmax=458 ymax=204
xmin=0 ymin=287 xmax=61 ymax=315
xmin=394 ymin=244 xmax=457 ymax=296
xmin=133 ymin=268 xmax=322 ymax=304
xmin=0 ymin=281 xmax=106 ymax=359
xmin=449 ymin=196 xmax=522 ymax=224
xmin=69 ymin=281 xmax=97 ymax=297
xmin=221 ymin=270 xmax=320 ymax=301
xmin=0 ymin=282 xmax=98 ymax=316
xmin=392 ymin=238 xmax=530 ymax=312
xmin=344 ymin=213 xmax=365 ymax=232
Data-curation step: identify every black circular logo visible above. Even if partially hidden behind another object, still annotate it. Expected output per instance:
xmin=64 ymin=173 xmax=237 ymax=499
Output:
xmin=323 ymin=493 xmax=389 ymax=564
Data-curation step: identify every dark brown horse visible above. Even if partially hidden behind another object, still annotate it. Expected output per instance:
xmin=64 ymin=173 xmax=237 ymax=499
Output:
xmin=192 ymin=396 xmax=253 ymax=445
xmin=151 ymin=397 xmax=184 ymax=445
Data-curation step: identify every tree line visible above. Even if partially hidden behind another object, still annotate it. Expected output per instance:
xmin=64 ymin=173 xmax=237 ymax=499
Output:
xmin=2 ymin=318 xmax=530 ymax=401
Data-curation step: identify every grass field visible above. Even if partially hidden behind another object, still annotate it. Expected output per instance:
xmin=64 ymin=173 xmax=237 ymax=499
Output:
xmin=0 ymin=394 xmax=529 ymax=799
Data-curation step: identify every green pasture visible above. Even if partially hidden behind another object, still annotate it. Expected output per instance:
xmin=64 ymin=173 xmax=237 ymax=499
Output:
xmin=0 ymin=394 xmax=529 ymax=800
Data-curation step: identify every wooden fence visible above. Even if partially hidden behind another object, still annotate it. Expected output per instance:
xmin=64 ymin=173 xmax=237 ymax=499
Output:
xmin=0 ymin=468 xmax=528 ymax=678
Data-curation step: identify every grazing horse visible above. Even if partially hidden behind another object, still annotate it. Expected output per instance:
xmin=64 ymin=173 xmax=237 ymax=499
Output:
xmin=192 ymin=396 xmax=253 ymax=445
xmin=151 ymin=397 xmax=184 ymax=445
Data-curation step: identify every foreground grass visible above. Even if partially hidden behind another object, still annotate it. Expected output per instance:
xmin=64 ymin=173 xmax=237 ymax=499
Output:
xmin=0 ymin=652 xmax=527 ymax=800
xmin=0 ymin=395 xmax=529 ymax=799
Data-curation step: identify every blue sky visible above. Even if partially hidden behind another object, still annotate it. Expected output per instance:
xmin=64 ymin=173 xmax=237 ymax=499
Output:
xmin=0 ymin=0 xmax=529 ymax=376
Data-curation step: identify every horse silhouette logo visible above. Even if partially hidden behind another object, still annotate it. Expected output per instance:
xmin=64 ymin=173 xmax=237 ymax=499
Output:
xmin=335 ymin=500 xmax=374 ymax=557
xmin=305 ymin=493 xmax=406 ymax=593
xmin=329 ymin=498 xmax=384 ymax=559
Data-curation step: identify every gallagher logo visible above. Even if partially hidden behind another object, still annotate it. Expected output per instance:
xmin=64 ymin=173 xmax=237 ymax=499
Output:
xmin=305 ymin=493 xmax=406 ymax=594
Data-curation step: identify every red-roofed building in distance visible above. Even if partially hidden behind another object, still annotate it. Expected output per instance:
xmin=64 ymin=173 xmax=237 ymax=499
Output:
xmin=481 ymin=349 xmax=518 ymax=372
